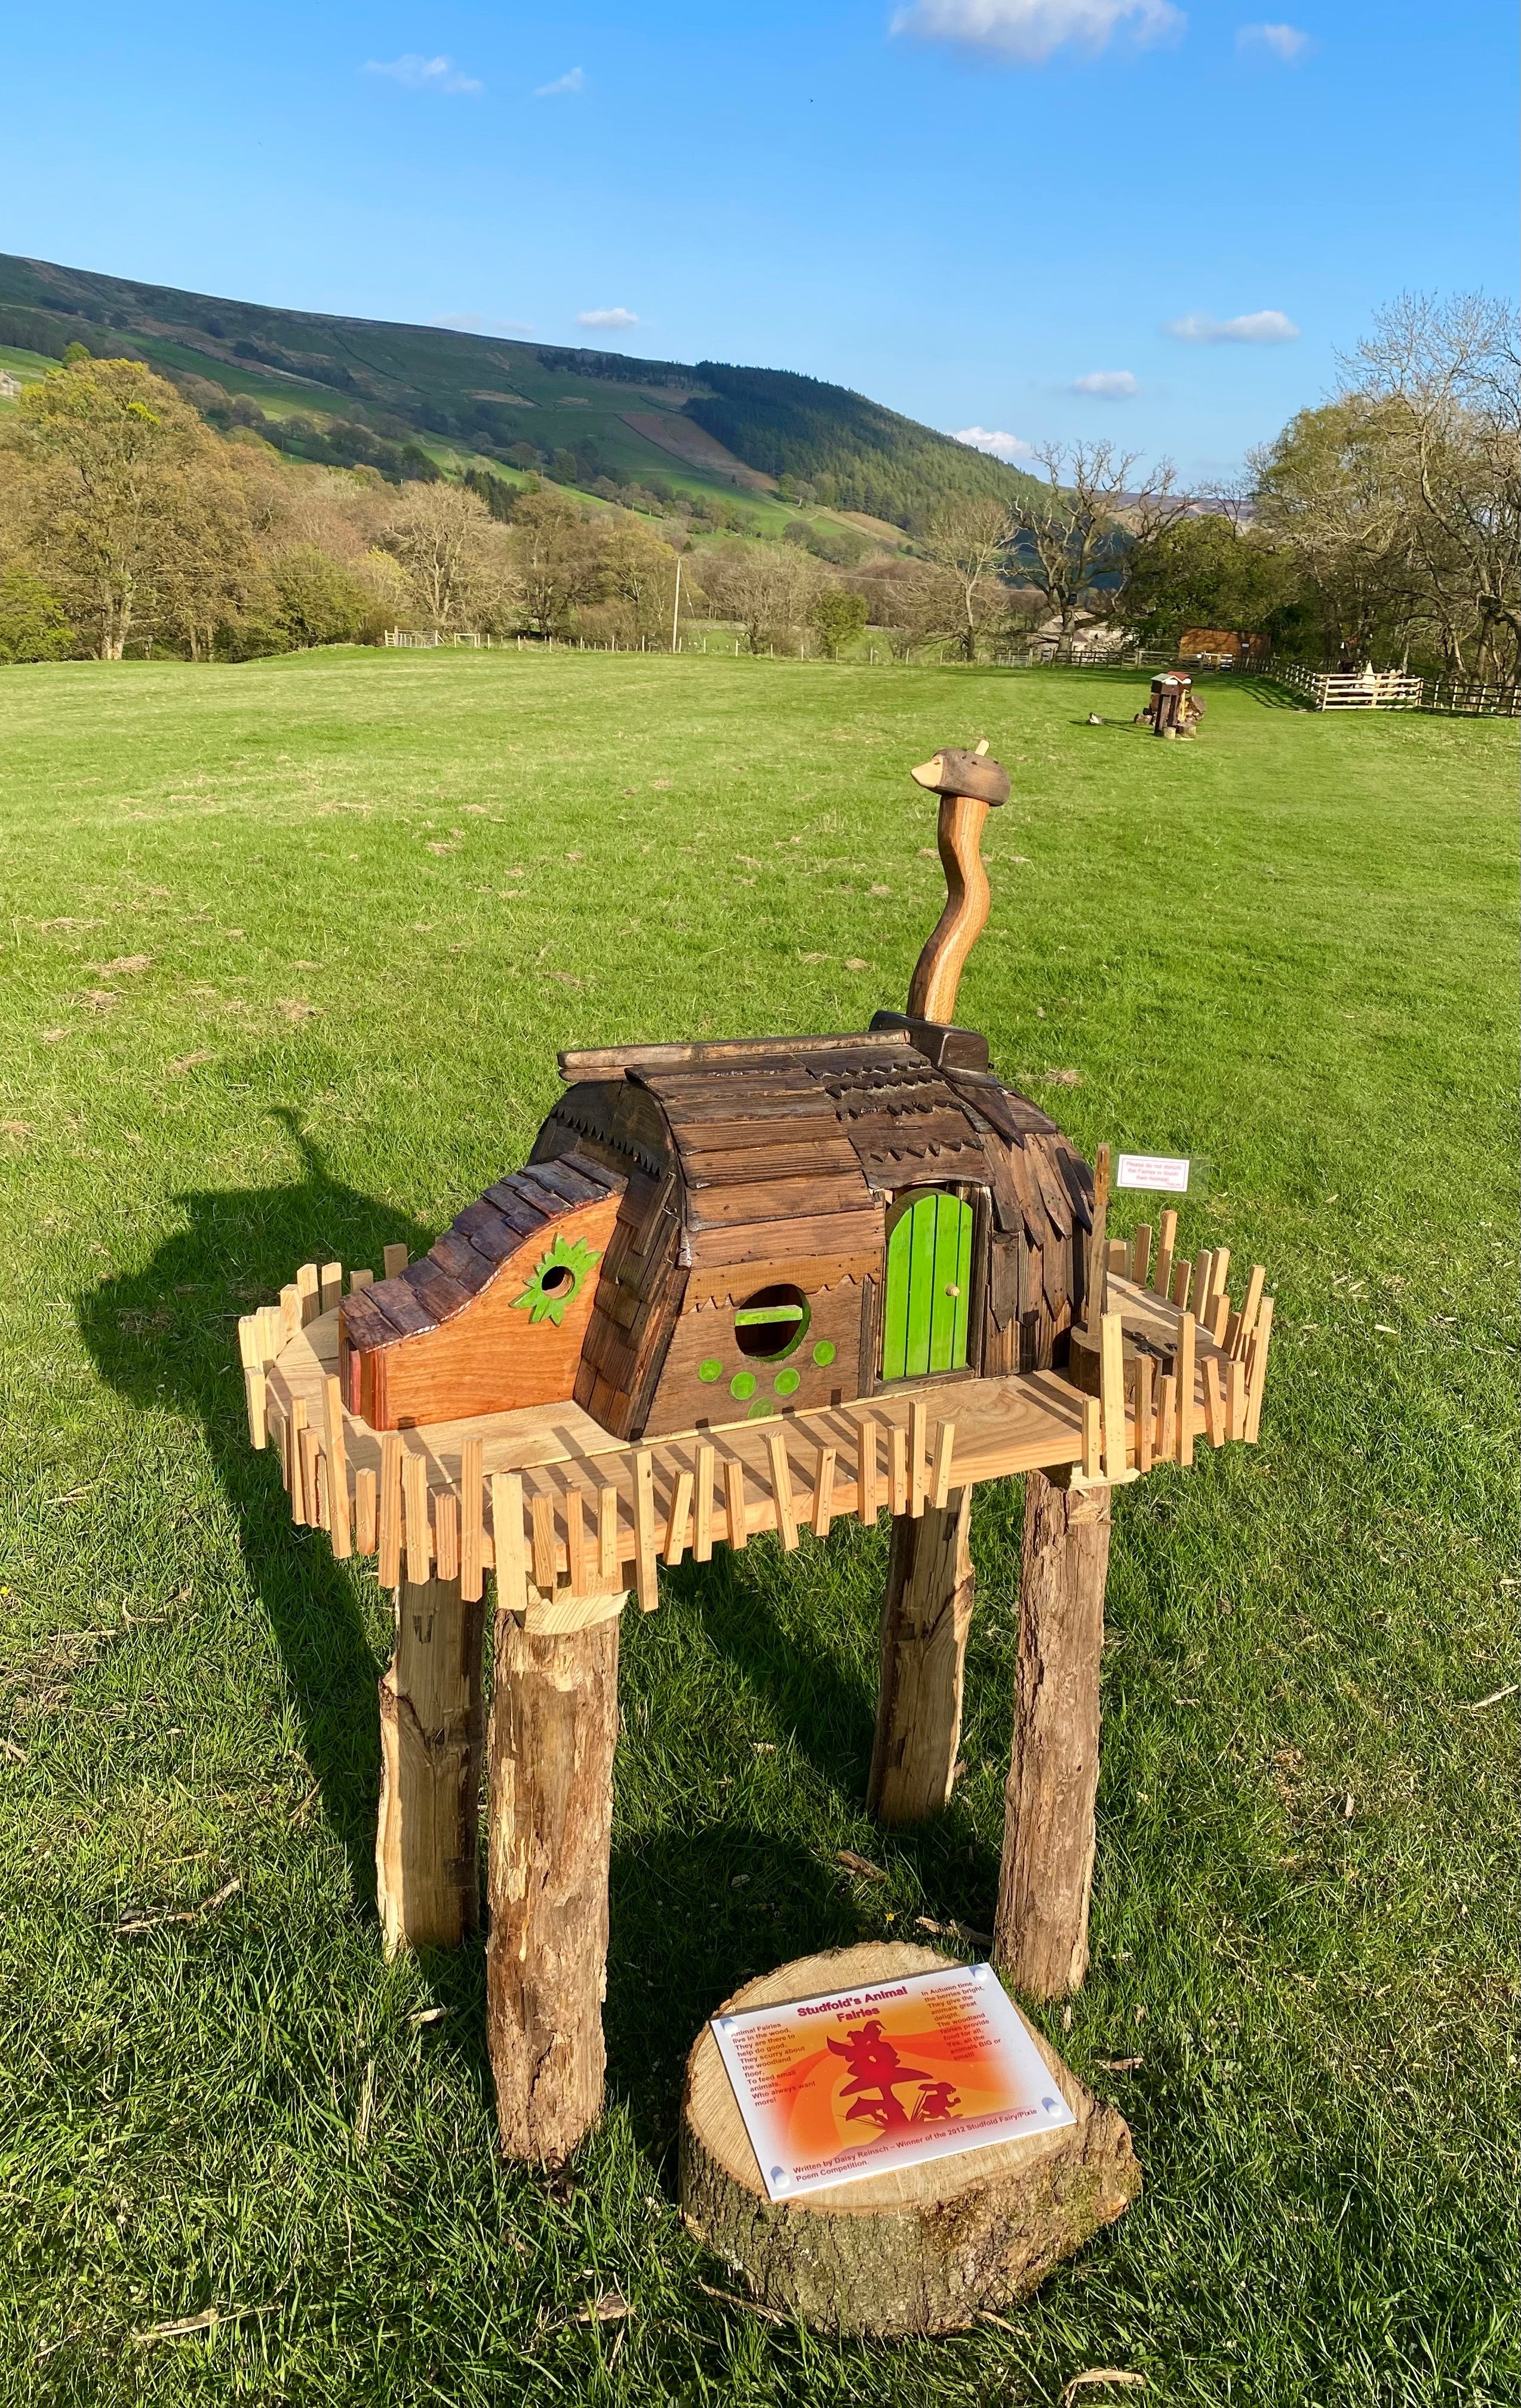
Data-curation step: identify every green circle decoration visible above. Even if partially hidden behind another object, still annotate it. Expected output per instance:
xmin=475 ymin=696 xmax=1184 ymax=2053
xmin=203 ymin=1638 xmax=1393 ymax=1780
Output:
xmin=812 ymin=1340 xmax=837 ymax=1367
xmin=775 ymin=1367 xmax=801 ymax=1396
xmin=746 ymin=1396 xmax=774 ymax=1419
xmin=698 ymin=1358 xmax=724 ymax=1383
xmin=730 ymin=1370 xmax=757 ymax=1401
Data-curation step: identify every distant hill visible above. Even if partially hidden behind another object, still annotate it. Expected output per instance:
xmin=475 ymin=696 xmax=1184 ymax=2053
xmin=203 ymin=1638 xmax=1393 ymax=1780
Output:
xmin=0 ymin=251 xmax=1037 ymax=532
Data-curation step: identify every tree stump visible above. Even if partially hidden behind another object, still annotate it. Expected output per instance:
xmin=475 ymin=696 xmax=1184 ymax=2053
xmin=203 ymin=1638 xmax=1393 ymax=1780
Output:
xmin=868 ymin=1489 xmax=975 ymax=1825
xmin=680 ymin=1942 xmax=1139 ymax=2336
xmin=994 ymin=1470 xmax=1113 ymax=1998
xmin=374 ymin=1569 xmax=486 ymax=1955
xmin=486 ymin=1587 xmax=625 ymax=2166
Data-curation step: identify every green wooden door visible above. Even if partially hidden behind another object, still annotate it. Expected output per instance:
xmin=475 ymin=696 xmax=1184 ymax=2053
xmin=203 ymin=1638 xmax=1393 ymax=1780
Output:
xmin=881 ymin=1193 xmax=974 ymax=1381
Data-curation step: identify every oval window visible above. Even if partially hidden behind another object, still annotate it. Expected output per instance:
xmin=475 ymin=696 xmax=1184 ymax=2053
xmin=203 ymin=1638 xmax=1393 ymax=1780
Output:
xmin=733 ymin=1283 xmax=810 ymax=1362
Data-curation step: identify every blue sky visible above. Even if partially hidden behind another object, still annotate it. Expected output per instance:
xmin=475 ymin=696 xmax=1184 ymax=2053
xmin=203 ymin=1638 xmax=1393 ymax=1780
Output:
xmin=4 ymin=1 xmax=1513 ymax=480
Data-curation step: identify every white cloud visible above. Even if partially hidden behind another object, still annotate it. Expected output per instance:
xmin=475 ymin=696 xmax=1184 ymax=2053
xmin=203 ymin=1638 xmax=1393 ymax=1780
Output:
xmin=364 ymin=54 xmax=483 ymax=94
xmin=953 ymin=426 xmax=1036 ymax=461
xmin=1167 ymin=308 xmax=1301 ymax=343
xmin=534 ymin=67 xmax=585 ymax=96
xmin=1237 ymin=20 xmax=1310 ymax=60
xmin=432 ymin=314 xmax=535 ymax=336
xmin=577 ymin=307 xmax=640 ymax=331
xmin=1072 ymin=369 xmax=1139 ymax=396
xmin=890 ymin=0 xmax=1184 ymax=66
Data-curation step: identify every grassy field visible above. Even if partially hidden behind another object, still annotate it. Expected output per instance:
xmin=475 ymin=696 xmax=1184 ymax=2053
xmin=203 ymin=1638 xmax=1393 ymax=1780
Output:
xmin=0 ymin=651 xmax=1513 ymax=2407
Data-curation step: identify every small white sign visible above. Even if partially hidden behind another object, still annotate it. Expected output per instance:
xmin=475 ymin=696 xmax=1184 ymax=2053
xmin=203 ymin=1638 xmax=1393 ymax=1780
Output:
xmin=1116 ymin=1153 xmax=1190 ymax=1193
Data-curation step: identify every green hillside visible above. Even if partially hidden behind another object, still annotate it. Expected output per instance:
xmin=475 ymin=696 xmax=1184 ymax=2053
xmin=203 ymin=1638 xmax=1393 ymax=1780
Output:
xmin=0 ymin=251 xmax=1034 ymax=533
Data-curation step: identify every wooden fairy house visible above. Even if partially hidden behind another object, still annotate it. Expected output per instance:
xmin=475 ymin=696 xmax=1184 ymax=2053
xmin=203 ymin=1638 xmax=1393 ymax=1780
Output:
xmin=337 ymin=1034 xmax=1096 ymax=1438
xmin=336 ymin=745 xmax=1097 ymax=1441
xmin=236 ymin=732 xmax=1277 ymax=2263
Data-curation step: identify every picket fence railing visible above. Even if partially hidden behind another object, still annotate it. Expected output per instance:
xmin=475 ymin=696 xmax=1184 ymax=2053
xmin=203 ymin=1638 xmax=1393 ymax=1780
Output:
xmin=1261 ymin=656 xmax=1519 ymax=716
xmin=1265 ymin=659 xmax=1424 ymax=711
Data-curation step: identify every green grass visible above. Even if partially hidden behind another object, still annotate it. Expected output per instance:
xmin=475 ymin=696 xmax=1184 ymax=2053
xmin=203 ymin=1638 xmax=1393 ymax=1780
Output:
xmin=0 ymin=653 xmax=1513 ymax=2406
xmin=0 ymin=343 xmax=56 ymax=407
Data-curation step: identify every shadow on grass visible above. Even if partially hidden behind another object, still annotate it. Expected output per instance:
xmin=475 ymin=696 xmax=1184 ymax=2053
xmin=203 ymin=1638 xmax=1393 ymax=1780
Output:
xmin=672 ymin=1543 xmax=1006 ymax=1937
xmin=75 ymin=1106 xmax=1003 ymax=2127
xmin=1236 ymin=675 xmax=1312 ymax=710
xmin=604 ymin=1825 xmax=865 ymax=2166
xmin=75 ymin=1107 xmax=432 ymax=1919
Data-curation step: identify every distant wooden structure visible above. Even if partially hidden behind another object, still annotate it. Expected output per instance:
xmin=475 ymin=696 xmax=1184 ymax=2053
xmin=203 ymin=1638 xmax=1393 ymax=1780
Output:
xmin=1178 ymin=628 xmax=1266 ymax=668
xmin=236 ymin=737 xmax=1275 ymax=2186
xmin=1137 ymin=671 xmax=1205 ymax=738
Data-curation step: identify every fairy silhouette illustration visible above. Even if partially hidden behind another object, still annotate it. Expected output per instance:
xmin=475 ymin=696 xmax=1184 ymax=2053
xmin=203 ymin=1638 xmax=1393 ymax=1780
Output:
xmin=911 ymin=2079 xmax=961 ymax=2123
xmin=827 ymin=2018 xmax=959 ymax=2133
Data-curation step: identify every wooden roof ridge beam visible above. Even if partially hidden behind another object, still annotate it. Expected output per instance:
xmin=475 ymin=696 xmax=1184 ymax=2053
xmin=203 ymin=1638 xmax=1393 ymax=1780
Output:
xmin=559 ymin=1030 xmax=916 ymax=1082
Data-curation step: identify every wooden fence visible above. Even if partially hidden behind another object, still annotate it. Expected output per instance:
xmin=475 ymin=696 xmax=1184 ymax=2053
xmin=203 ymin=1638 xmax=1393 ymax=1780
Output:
xmin=1262 ymin=657 xmax=1519 ymax=715
xmin=1267 ymin=660 xmax=1425 ymax=710
xmin=1422 ymin=674 xmax=1520 ymax=717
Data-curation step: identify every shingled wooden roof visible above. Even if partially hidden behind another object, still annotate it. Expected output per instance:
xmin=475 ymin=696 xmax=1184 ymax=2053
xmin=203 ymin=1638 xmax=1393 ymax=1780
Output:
xmin=551 ymin=1031 xmax=1095 ymax=1329
xmin=342 ymin=1151 xmax=626 ymax=1355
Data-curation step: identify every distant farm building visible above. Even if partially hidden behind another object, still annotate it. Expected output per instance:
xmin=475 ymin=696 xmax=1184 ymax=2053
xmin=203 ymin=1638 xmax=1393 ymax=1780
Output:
xmin=1178 ymin=628 xmax=1267 ymax=668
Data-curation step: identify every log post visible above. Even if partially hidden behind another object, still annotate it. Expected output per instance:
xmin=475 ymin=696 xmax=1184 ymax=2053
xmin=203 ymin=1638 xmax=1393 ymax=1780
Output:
xmin=994 ymin=1470 xmax=1113 ymax=1999
xmin=375 ymin=1569 xmax=486 ymax=1955
xmin=868 ymin=1490 xmax=975 ymax=1825
xmin=486 ymin=1587 xmax=625 ymax=2166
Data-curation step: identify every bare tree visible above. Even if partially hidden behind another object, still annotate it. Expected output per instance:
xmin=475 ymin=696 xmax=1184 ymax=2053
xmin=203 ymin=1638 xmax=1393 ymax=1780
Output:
xmin=916 ymin=496 xmax=1014 ymax=661
xmin=702 ymin=540 xmax=822 ymax=652
xmin=1015 ymin=441 xmax=1189 ymax=637
xmin=380 ymin=483 xmax=509 ymax=631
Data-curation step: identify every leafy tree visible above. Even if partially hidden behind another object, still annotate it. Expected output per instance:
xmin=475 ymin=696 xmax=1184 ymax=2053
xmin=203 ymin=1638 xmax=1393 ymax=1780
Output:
xmin=810 ymin=586 xmax=868 ymax=658
xmin=507 ymin=487 xmax=602 ymax=634
xmin=463 ymin=467 xmax=518 ymax=523
xmin=1253 ymin=292 xmax=1520 ymax=677
xmin=0 ymin=567 xmax=75 ymax=662
xmin=268 ymin=545 xmax=376 ymax=648
xmin=1121 ymin=514 xmax=1300 ymax=649
xmin=10 ymin=356 xmax=257 ymax=657
xmin=596 ymin=520 xmax=680 ymax=639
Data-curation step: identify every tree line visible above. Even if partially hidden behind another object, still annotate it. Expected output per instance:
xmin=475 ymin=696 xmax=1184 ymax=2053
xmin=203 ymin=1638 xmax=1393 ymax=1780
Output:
xmin=0 ymin=352 xmax=878 ymax=662
xmin=2 ymin=293 xmax=1513 ymax=679
xmin=858 ymin=292 xmax=1517 ymax=682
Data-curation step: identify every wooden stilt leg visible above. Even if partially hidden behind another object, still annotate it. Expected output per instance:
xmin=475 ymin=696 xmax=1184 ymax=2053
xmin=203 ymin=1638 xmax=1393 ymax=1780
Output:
xmin=867 ymin=1489 xmax=975 ymax=1826
xmin=486 ymin=1586 xmax=625 ymax=2166
xmin=994 ymin=1469 xmax=1113 ymax=2000
xmin=375 ymin=1567 xmax=486 ymax=1957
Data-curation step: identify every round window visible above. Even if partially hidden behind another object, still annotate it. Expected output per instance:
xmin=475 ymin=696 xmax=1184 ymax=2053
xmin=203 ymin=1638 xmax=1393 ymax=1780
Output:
xmin=733 ymin=1283 xmax=810 ymax=1362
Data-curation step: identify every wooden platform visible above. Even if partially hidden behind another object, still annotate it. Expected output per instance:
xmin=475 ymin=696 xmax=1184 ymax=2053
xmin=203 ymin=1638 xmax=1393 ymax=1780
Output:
xmin=245 ymin=1259 xmax=1271 ymax=1617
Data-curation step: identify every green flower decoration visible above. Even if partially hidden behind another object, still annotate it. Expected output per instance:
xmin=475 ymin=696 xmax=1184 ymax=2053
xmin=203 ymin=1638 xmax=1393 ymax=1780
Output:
xmin=511 ymin=1231 xmax=602 ymax=1327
